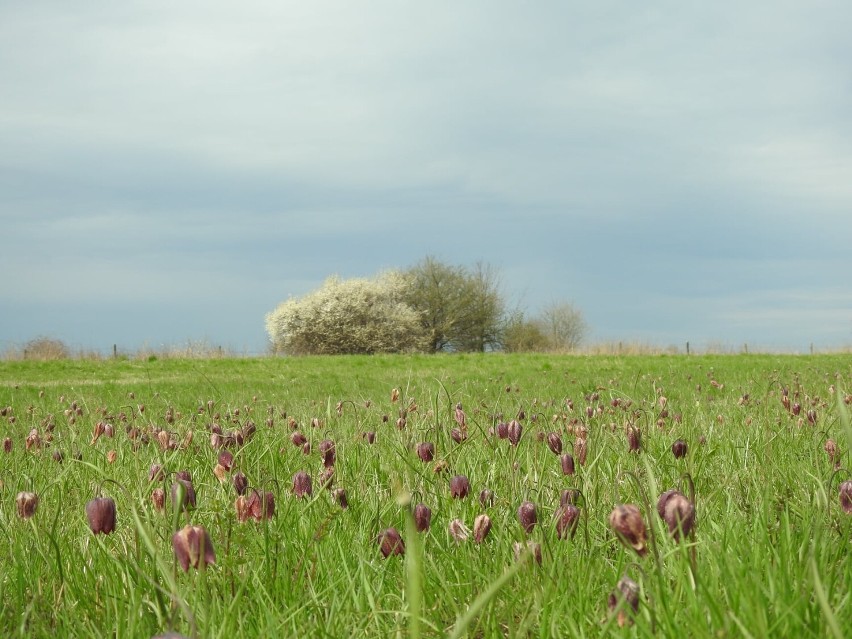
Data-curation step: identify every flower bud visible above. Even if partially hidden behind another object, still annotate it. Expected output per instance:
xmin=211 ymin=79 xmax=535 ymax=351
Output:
xmin=171 ymin=479 xmax=196 ymax=511
xmin=157 ymin=430 xmax=170 ymax=449
xmin=377 ymin=527 xmax=405 ymax=557
xmin=292 ymin=471 xmax=312 ymax=498
xmin=3 ymin=437 xmax=11 ymax=453
xmin=16 ymin=491 xmax=38 ymax=519
xmin=91 ymin=421 xmax=105 ymax=445
xmin=291 ymin=431 xmax=307 ymax=447
xmin=416 ymin=442 xmax=435 ymax=462
xmin=448 ymin=518 xmax=469 ymax=542
xmin=235 ymin=494 xmax=251 ymax=523
xmin=318 ymin=467 xmax=335 ymax=489
xmin=318 ymin=439 xmax=336 ymax=468
xmin=473 ymin=514 xmax=492 ymax=543
xmin=479 ymin=488 xmax=495 ymax=508
xmin=608 ymin=576 xmax=640 ymax=627
xmin=657 ymin=490 xmax=695 ymax=540
xmin=450 ymin=474 xmax=470 ymax=499
xmin=232 ymin=471 xmax=248 ymax=496
xmin=824 ymin=439 xmax=838 ymax=464
xmin=413 ymin=503 xmax=432 ymax=532
xmin=217 ymin=450 xmax=234 ymax=472
xmin=517 ymin=501 xmax=537 ymax=534
xmin=507 ymin=420 xmax=522 ymax=446
xmin=172 ymin=524 xmax=216 ymax=571
xmin=609 ymin=504 xmax=647 ymax=556
xmin=25 ymin=428 xmax=41 ymax=451
xmin=671 ymin=439 xmax=688 ymax=459
xmin=450 ymin=428 xmax=467 ymax=444
xmin=242 ymin=489 xmax=275 ymax=521
xmin=839 ymin=480 xmax=852 ymax=514
xmin=575 ymin=437 xmax=587 ymax=466
xmin=86 ymin=497 xmax=117 ymax=534
xmin=627 ymin=427 xmax=641 ymax=453
xmin=560 ymin=453 xmax=575 ymax=476
xmin=560 ymin=489 xmax=581 ymax=507
xmin=151 ymin=488 xmax=165 ymax=512
xmin=148 ymin=463 xmax=164 ymax=483
xmin=496 ymin=421 xmax=509 ymax=439
xmin=363 ymin=431 xmax=376 ymax=445
xmin=546 ymin=432 xmax=562 ymax=455
xmin=555 ymin=504 xmax=580 ymax=540
xmin=454 ymin=403 xmax=466 ymax=427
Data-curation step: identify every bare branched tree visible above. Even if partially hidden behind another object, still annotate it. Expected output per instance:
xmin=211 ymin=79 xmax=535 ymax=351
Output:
xmin=538 ymin=301 xmax=587 ymax=351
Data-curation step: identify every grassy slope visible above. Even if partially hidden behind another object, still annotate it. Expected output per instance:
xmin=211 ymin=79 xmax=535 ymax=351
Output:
xmin=0 ymin=354 xmax=850 ymax=638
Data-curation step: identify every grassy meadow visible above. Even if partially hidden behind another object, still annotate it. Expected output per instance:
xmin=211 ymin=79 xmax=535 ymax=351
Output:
xmin=0 ymin=353 xmax=850 ymax=638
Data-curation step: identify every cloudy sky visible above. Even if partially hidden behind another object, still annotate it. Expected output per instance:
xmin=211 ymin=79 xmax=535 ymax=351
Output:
xmin=2 ymin=1 xmax=850 ymax=354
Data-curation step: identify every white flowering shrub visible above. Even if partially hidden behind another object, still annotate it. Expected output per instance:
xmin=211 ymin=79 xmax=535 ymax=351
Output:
xmin=265 ymin=272 xmax=429 ymax=355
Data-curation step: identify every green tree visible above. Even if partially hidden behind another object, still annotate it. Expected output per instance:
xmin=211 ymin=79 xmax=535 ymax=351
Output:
xmin=404 ymin=257 xmax=506 ymax=352
xmin=502 ymin=312 xmax=550 ymax=353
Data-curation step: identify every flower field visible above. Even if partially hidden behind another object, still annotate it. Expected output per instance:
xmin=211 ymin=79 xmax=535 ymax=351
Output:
xmin=0 ymin=353 xmax=850 ymax=638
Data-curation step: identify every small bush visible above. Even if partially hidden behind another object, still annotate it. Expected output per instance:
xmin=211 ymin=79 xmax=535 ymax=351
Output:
xmin=23 ymin=337 xmax=71 ymax=360
xmin=265 ymin=272 xmax=429 ymax=355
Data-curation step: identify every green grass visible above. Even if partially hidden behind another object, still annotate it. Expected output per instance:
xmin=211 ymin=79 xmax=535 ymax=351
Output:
xmin=0 ymin=353 xmax=850 ymax=638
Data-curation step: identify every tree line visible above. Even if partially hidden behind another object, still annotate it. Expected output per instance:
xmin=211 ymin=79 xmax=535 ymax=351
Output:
xmin=265 ymin=256 xmax=587 ymax=355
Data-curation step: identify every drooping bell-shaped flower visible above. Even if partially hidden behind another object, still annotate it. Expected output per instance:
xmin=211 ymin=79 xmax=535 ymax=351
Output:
xmin=517 ymin=501 xmax=537 ymax=534
xmin=172 ymin=525 xmax=216 ymax=572
xmin=377 ymin=528 xmax=405 ymax=557
xmin=656 ymin=490 xmax=695 ymax=541
xmin=609 ymin=504 xmax=647 ymax=557
xmin=86 ymin=496 xmax=117 ymax=534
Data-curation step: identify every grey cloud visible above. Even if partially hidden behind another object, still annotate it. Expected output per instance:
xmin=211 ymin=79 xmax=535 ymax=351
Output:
xmin=2 ymin=1 xmax=851 ymax=352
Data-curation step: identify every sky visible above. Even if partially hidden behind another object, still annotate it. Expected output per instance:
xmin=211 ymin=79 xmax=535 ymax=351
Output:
xmin=1 ymin=1 xmax=850 ymax=355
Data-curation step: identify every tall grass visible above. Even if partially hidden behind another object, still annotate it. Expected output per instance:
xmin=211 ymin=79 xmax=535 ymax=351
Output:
xmin=0 ymin=354 xmax=850 ymax=637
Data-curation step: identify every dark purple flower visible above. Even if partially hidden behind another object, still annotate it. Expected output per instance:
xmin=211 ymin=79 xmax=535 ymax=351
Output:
xmin=292 ymin=471 xmax=312 ymax=498
xmin=377 ymin=528 xmax=405 ymax=557
xmin=86 ymin=497 xmax=117 ymax=534
xmin=517 ymin=501 xmax=537 ymax=534
xmin=671 ymin=439 xmax=688 ymax=459
xmin=609 ymin=504 xmax=647 ymax=556
xmin=416 ymin=442 xmax=435 ymax=462
xmin=413 ymin=503 xmax=432 ymax=532
xmin=546 ymin=432 xmax=562 ymax=455
xmin=560 ymin=453 xmax=575 ymax=476
xmin=555 ymin=504 xmax=580 ymax=540
xmin=450 ymin=475 xmax=470 ymax=499
xmin=656 ymin=490 xmax=695 ymax=541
